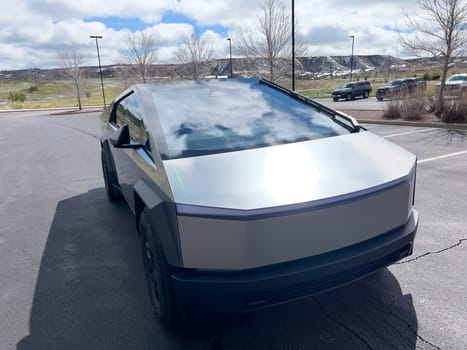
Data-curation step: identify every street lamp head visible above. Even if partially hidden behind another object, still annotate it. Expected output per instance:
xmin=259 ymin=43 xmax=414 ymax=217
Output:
xmin=227 ymin=38 xmax=231 ymax=42
xmin=90 ymin=35 xmax=103 ymax=39
xmin=350 ymin=35 xmax=354 ymax=39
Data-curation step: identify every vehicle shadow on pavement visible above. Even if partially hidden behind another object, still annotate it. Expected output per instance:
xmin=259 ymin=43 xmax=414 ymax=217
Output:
xmin=17 ymin=188 xmax=419 ymax=350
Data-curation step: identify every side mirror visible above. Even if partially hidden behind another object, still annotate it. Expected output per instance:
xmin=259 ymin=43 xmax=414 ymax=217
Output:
xmin=109 ymin=125 xmax=143 ymax=149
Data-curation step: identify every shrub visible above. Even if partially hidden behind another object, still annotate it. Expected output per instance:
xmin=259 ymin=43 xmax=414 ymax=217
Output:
xmin=8 ymin=91 xmax=26 ymax=103
xmin=399 ymin=95 xmax=427 ymax=121
xmin=423 ymin=68 xmax=442 ymax=81
xmin=383 ymin=100 xmax=402 ymax=119
xmin=28 ymin=85 xmax=38 ymax=92
xmin=441 ymin=100 xmax=467 ymax=123
xmin=383 ymin=90 xmax=431 ymax=121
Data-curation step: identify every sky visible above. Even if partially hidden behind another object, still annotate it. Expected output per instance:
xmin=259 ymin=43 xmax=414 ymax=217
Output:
xmin=0 ymin=0 xmax=421 ymax=71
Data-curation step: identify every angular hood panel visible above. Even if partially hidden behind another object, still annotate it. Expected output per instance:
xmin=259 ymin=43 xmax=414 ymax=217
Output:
xmin=163 ymin=131 xmax=416 ymax=210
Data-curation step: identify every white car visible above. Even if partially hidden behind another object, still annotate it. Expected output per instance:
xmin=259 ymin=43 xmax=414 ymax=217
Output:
xmin=439 ymin=73 xmax=467 ymax=98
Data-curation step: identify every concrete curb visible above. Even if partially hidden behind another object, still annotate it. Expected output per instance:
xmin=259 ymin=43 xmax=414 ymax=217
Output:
xmin=0 ymin=106 xmax=104 ymax=114
xmin=49 ymin=107 xmax=104 ymax=115
xmin=357 ymin=118 xmax=467 ymax=130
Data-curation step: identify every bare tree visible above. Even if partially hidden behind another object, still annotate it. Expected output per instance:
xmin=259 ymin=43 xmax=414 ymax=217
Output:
xmin=235 ymin=0 xmax=308 ymax=82
xmin=398 ymin=0 xmax=467 ymax=115
xmin=235 ymin=0 xmax=291 ymax=82
xmin=122 ymin=32 xmax=158 ymax=83
xmin=176 ymin=32 xmax=213 ymax=79
xmin=58 ymin=49 xmax=84 ymax=110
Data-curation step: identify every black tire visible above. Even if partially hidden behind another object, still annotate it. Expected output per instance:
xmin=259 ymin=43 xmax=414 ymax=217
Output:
xmin=101 ymin=149 xmax=121 ymax=201
xmin=346 ymin=93 xmax=352 ymax=101
xmin=363 ymin=90 xmax=369 ymax=99
xmin=333 ymin=97 xmax=339 ymax=102
xmin=139 ymin=212 xmax=180 ymax=329
xmin=376 ymin=96 xmax=383 ymax=101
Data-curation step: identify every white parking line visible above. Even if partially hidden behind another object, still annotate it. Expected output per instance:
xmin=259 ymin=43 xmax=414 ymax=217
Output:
xmin=418 ymin=150 xmax=467 ymax=164
xmin=384 ymin=128 xmax=438 ymax=138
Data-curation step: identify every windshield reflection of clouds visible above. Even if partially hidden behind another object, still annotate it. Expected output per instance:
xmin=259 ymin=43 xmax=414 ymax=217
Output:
xmin=149 ymin=79 xmax=349 ymax=159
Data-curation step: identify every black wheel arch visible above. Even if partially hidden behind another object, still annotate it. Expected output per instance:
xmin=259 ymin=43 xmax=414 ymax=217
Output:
xmin=101 ymin=140 xmax=118 ymax=175
xmin=134 ymin=180 xmax=183 ymax=268
xmin=101 ymin=140 xmax=121 ymax=197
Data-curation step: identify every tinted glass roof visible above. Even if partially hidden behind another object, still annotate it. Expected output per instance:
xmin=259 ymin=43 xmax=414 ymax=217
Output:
xmin=140 ymin=78 xmax=351 ymax=159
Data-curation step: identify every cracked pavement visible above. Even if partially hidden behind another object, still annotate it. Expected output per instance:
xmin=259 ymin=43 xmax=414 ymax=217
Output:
xmin=395 ymin=238 xmax=467 ymax=265
xmin=0 ymin=112 xmax=466 ymax=349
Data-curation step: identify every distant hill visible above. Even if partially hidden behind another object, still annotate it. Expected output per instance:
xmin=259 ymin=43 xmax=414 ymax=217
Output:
xmin=1 ymin=55 xmax=466 ymax=81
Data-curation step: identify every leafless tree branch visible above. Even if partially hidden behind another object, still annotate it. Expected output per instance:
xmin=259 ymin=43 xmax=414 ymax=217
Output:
xmin=122 ymin=32 xmax=158 ymax=83
xmin=175 ymin=32 xmax=213 ymax=79
xmin=397 ymin=0 xmax=467 ymax=115
xmin=58 ymin=49 xmax=84 ymax=110
xmin=235 ymin=0 xmax=297 ymax=82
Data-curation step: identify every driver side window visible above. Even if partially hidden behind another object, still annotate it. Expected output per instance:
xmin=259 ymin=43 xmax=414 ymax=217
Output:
xmin=115 ymin=92 xmax=152 ymax=156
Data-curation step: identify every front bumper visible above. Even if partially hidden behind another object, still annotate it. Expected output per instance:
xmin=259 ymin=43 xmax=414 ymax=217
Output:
xmin=376 ymin=89 xmax=389 ymax=98
xmin=332 ymin=91 xmax=347 ymax=99
xmin=171 ymin=210 xmax=418 ymax=314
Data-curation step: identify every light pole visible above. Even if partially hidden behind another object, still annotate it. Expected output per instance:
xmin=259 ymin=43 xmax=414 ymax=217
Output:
xmin=227 ymin=38 xmax=233 ymax=78
xmin=291 ymin=0 xmax=295 ymax=91
xmin=90 ymin=35 xmax=106 ymax=108
xmin=349 ymin=35 xmax=355 ymax=82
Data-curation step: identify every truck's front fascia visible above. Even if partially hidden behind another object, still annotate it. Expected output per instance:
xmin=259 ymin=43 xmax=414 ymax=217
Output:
xmin=171 ymin=209 xmax=418 ymax=314
xmin=170 ymin=169 xmax=418 ymax=313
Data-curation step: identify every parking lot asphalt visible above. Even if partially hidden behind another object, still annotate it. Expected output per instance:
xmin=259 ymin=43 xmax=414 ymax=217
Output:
xmin=1 ymin=111 xmax=466 ymax=350
xmin=314 ymin=97 xmax=386 ymax=111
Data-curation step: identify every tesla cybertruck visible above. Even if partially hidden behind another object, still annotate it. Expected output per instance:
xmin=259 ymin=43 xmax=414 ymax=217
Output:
xmin=100 ymin=78 xmax=418 ymax=328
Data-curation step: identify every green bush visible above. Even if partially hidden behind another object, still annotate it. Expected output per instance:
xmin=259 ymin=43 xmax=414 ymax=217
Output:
xmin=8 ymin=92 xmax=26 ymax=103
xmin=423 ymin=69 xmax=442 ymax=81
xmin=28 ymin=85 xmax=38 ymax=92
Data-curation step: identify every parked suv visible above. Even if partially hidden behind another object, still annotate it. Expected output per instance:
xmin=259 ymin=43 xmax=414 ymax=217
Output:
xmin=437 ymin=73 xmax=467 ymax=98
xmin=401 ymin=77 xmax=426 ymax=92
xmin=332 ymin=80 xmax=372 ymax=101
xmin=376 ymin=78 xmax=426 ymax=101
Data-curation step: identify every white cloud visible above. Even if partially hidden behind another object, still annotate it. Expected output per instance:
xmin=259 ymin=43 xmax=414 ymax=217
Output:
xmin=0 ymin=0 xmax=428 ymax=70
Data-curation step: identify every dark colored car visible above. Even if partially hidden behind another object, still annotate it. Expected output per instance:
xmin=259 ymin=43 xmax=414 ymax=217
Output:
xmin=376 ymin=78 xmax=426 ymax=101
xmin=402 ymin=77 xmax=427 ymax=92
xmin=100 ymin=78 xmax=418 ymax=328
xmin=331 ymin=80 xmax=372 ymax=101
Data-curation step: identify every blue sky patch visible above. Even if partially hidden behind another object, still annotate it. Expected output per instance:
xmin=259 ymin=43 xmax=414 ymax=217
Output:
xmin=161 ymin=11 xmax=230 ymax=37
xmin=383 ymin=25 xmax=412 ymax=34
xmin=85 ymin=16 xmax=148 ymax=31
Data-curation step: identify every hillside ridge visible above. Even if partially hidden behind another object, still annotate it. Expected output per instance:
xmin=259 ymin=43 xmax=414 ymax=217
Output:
xmin=1 ymin=55 xmax=466 ymax=81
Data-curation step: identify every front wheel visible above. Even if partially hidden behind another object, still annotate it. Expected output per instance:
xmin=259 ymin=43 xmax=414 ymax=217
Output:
xmin=333 ymin=97 xmax=339 ymax=102
xmin=346 ymin=93 xmax=352 ymax=101
xmin=140 ymin=213 xmax=180 ymax=329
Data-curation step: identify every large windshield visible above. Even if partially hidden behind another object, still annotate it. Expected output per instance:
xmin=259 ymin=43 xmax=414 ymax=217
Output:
xmin=145 ymin=79 xmax=351 ymax=160
xmin=448 ymin=75 xmax=467 ymax=82
xmin=339 ymin=83 xmax=352 ymax=88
